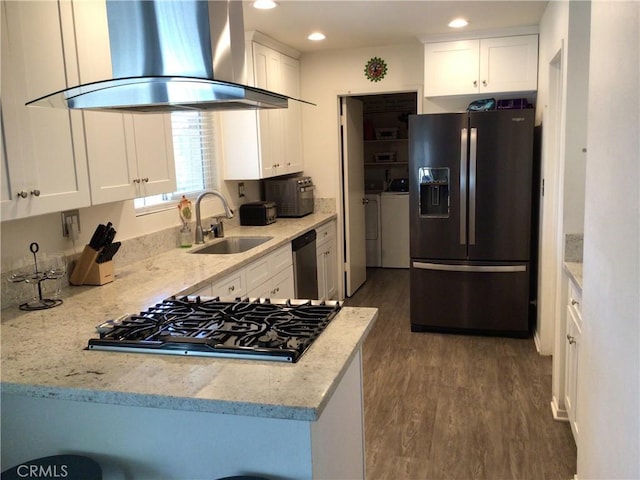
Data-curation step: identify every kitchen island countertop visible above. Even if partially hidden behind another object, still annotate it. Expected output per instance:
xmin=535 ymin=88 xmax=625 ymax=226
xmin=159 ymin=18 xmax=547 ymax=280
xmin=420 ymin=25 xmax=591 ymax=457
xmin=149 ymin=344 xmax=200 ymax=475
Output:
xmin=1 ymin=213 xmax=378 ymax=421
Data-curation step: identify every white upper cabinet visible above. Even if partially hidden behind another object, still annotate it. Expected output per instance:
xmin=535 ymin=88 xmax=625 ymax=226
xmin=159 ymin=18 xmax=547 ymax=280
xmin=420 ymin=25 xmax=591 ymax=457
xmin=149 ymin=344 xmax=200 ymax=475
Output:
xmin=221 ymin=34 xmax=303 ymax=180
xmin=1 ymin=1 xmax=90 ymax=221
xmin=72 ymin=0 xmax=176 ymax=205
xmin=424 ymin=35 xmax=538 ymax=97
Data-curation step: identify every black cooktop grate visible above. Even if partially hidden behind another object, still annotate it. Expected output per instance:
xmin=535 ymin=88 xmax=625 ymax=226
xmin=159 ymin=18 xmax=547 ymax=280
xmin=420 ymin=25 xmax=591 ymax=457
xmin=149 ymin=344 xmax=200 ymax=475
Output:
xmin=88 ymin=296 xmax=342 ymax=362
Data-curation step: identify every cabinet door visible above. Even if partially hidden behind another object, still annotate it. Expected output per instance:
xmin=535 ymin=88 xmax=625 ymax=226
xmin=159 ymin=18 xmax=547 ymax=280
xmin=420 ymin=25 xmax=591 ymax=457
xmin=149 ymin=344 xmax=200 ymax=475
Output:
xmin=221 ymin=39 xmax=302 ymax=181
xmin=245 ymin=256 xmax=271 ymax=293
xmin=73 ymin=0 xmax=137 ymax=204
xmin=280 ymin=54 xmax=303 ymax=174
xmin=316 ymin=249 xmax=328 ymax=301
xmin=565 ymin=304 xmax=581 ymax=443
xmin=316 ymin=221 xmax=338 ymax=300
xmin=424 ymin=40 xmax=479 ymax=96
xmin=73 ymin=0 xmax=175 ymax=204
xmin=324 ymin=241 xmax=338 ymax=300
xmin=1 ymin=0 xmax=90 ymax=220
xmin=479 ymin=35 xmax=538 ymax=93
xmin=269 ymin=267 xmax=295 ymax=299
xmin=253 ymin=43 xmax=284 ymax=178
xmin=131 ymin=114 xmax=177 ymax=197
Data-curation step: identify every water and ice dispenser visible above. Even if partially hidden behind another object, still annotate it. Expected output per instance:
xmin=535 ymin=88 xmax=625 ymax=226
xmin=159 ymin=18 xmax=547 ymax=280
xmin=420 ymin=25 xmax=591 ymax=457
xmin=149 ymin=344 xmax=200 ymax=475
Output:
xmin=418 ymin=167 xmax=449 ymax=217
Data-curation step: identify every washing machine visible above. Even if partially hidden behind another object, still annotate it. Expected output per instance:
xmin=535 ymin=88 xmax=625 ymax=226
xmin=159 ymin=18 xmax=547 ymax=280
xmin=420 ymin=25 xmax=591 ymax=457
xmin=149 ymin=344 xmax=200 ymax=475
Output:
xmin=364 ymin=193 xmax=381 ymax=267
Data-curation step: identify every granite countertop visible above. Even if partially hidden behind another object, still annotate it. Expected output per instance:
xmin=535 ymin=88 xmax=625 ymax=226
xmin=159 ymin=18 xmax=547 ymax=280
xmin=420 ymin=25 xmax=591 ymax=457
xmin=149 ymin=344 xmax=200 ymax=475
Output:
xmin=564 ymin=262 xmax=583 ymax=291
xmin=1 ymin=213 xmax=379 ymax=421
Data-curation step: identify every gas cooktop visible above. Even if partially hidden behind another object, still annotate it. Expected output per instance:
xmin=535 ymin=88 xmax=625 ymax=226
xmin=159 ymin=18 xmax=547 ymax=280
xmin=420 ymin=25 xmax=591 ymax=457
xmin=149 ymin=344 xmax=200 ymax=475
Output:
xmin=88 ymin=296 xmax=342 ymax=363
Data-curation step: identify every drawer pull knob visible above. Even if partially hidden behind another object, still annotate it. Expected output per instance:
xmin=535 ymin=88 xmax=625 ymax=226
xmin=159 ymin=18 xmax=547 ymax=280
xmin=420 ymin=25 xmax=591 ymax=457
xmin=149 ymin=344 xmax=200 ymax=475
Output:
xmin=16 ymin=190 xmax=29 ymax=199
xmin=31 ymin=189 xmax=41 ymax=197
xmin=571 ymin=299 xmax=579 ymax=306
xmin=566 ymin=334 xmax=576 ymax=345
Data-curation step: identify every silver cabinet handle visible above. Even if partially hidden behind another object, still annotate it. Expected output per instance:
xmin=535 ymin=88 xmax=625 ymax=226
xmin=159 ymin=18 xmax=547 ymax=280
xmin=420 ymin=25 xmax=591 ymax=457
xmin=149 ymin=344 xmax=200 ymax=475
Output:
xmin=142 ymin=178 xmax=149 ymax=183
xmin=571 ymin=299 xmax=579 ymax=306
xmin=362 ymin=198 xmax=370 ymax=204
xmin=228 ymin=285 xmax=235 ymax=292
xmin=16 ymin=190 xmax=29 ymax=199
xmin=566 ymin=334 xmax=576 ymax=345
xmin=31 ymin=189 xmax=41 ymax=197
xmin=473 ymin=80 xmax=478 ymax=87
xmin=482 ymin=80 xmax=487 ymax=87
xmin=133 ymin=178 xmax=140 ymax=184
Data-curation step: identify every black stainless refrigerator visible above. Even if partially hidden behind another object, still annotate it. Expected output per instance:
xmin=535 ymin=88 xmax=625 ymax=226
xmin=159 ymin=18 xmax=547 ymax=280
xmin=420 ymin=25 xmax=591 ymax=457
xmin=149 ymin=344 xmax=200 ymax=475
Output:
xmin=409 ymin=109 xmax=535 ymax=337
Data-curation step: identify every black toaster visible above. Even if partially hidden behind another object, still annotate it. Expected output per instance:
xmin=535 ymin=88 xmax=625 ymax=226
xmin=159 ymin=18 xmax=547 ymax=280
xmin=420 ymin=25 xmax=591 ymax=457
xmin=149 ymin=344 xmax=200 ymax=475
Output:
xmin=239 ymin=201 xmax=277 ymax=226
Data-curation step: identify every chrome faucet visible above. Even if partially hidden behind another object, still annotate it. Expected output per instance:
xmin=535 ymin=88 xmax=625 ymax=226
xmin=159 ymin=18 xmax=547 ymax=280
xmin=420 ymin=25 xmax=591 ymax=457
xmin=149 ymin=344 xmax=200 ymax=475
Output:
xmin=194 ymin=190 xmax=234 ymax=244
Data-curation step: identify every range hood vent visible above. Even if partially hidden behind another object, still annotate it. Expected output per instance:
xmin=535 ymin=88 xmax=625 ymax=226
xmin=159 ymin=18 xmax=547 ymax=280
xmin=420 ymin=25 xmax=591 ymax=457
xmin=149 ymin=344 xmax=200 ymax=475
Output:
xmin=27 ymin=1 xmax=312 ymax=113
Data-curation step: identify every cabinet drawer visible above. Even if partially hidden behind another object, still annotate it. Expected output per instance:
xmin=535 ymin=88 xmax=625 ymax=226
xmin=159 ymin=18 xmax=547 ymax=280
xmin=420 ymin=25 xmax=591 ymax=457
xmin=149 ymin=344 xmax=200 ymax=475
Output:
xmin=211 ymin=271 xmax=245 ymax=299
xmin=245 ymin=256 xmax=270 ymax=293
xmin=269 ymin=244 xmax=293 ymax=273
xmin=191 ymin=283 xmax=213 ymax=297
xmin=316 ymin=221 xmax=336 ymax=247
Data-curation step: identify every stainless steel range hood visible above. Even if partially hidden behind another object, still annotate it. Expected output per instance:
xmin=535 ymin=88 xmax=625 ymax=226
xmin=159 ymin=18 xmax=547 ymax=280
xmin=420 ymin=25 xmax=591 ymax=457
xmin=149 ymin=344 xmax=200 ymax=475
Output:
xmin=27 ymin=0 xmax=311 ymax=113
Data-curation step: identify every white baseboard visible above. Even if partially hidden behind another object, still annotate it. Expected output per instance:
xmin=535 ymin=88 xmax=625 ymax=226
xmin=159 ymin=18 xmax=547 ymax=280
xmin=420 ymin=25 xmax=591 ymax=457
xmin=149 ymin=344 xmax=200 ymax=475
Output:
xmin=550 ymin=398 xmax=569 ymax=421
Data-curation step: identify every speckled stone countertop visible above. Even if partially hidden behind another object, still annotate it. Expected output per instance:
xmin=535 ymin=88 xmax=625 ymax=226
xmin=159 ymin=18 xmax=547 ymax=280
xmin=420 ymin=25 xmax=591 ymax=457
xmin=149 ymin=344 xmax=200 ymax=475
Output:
xmin=1 ymin=213 xmax=378 ymax=421
xmin=564 ymin=262 xmax=583 ymax=291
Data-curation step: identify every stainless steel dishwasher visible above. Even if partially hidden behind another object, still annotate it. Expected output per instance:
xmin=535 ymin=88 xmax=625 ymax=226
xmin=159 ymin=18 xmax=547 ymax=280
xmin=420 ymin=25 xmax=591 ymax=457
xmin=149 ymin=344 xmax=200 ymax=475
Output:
xmin=292 ymin=230 xmax=319 ymax=299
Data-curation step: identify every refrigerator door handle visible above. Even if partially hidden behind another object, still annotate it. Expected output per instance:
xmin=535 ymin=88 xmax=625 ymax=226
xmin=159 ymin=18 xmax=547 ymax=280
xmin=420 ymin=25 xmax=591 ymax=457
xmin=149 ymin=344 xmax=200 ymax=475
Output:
xmin=412 ymin=261 xmax=527 ymax=273
xmin=469 ymin=127 xmax=478 ymax=245
xmin=460 ymin=128 xmax=468 ymax=245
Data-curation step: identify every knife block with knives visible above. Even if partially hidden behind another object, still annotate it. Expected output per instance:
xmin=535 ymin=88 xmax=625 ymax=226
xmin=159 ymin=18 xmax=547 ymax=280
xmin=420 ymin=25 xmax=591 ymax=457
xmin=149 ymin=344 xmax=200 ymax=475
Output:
xmin=69 ymin=222 xmax=121 ymax=286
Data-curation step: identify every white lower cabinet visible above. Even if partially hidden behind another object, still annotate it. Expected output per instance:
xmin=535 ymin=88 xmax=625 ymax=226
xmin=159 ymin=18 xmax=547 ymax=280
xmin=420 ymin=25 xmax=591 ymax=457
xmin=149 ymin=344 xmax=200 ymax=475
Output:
xmin=246 ymin=244 xmax=294 ymax=299
xmin=316 ymin=221 xmax=338 ymax=300
xmin=192 ymin=243 xmax=294 ymax=300
xmin=565 ymin=279 xmax=582 ymax=443
xmin=212 ymin=270 xmax=246 ymax=299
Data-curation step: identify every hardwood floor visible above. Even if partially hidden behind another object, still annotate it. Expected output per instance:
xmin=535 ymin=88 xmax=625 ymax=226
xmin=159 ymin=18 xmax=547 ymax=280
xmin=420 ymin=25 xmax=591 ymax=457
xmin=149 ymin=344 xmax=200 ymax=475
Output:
xmin=345 ymin=268 xmax=576 ymax=480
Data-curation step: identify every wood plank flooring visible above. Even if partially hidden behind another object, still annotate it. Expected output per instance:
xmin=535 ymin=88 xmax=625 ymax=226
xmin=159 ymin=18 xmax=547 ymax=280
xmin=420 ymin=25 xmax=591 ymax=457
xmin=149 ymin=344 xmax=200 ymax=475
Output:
xmin=345 ymin=268 xmax=576 ymax=480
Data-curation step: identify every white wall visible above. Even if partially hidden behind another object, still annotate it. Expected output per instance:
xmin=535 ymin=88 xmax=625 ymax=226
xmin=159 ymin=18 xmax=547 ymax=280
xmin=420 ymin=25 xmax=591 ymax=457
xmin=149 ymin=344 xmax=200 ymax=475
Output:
xmin=579 ymin=2 xmax=639 ymax=478
xmin=300 ymin=43 xmax=424 ymax=206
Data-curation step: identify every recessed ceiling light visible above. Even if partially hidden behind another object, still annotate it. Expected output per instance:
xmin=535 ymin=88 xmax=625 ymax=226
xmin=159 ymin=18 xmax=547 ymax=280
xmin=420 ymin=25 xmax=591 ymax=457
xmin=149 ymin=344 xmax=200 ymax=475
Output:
xmin=448 ymin=18 xmax=469 ymax=28
xmin=308 ymin=32 xmax=326 ymax=41
xmin=252 ymin=0 xmax=278 ymax=10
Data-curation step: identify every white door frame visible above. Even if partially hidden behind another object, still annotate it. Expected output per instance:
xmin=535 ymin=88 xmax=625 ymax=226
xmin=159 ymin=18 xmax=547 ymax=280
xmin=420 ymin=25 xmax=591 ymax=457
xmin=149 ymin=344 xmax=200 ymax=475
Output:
xmin=336 ymin=87 xmax=421 ymax=298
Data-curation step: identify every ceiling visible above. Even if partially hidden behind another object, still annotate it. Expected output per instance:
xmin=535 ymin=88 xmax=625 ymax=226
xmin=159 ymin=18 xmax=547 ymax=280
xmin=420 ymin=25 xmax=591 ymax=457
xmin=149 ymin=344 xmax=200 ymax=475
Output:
xmin=242 ymin=1 xmax=548 ymax=53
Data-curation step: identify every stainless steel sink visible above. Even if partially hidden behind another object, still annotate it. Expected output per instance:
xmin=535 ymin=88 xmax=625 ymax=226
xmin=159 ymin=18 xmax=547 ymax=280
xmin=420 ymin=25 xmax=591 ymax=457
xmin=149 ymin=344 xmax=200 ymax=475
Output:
xmin=189 ymin=236 xmax=273 ymax=255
